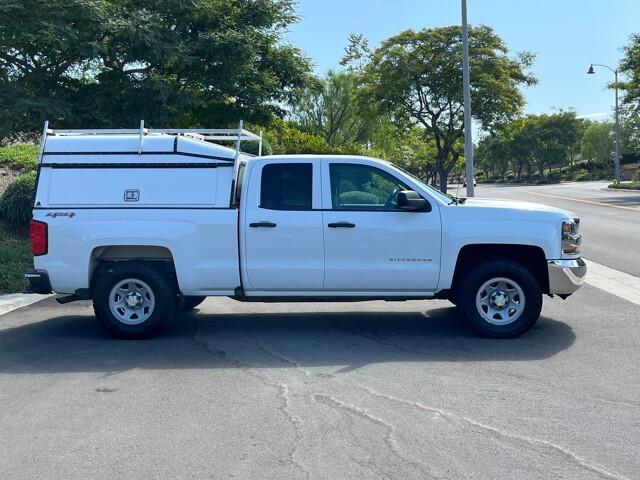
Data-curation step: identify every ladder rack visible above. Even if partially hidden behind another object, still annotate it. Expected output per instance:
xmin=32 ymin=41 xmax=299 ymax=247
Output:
xmin=38 ymin=120 xmax=263 ymax=160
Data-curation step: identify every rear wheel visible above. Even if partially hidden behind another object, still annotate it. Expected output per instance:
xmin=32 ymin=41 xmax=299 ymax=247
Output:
xmin=177 ymin=295 xmax=207 ymax=312
xmin=92 ymin=261 xmax=176 ymax=339
xmin=458 ymin=259 xmax=542 ymax=338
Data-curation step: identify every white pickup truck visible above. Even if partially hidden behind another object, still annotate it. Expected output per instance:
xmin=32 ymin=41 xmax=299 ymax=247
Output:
xmin=26 ymin=124 xmax=586 ymax=339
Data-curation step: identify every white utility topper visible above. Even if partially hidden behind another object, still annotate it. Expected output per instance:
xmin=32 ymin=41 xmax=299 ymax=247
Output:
xmin=26 ymin=121 xmax=586 ymax=339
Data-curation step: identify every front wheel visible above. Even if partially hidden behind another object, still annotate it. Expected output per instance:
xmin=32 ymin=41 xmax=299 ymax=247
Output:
xmin=458 ymin=259 xmax=542 ymax=338
xmin=92 ymin=261 xmax=176 ymax=339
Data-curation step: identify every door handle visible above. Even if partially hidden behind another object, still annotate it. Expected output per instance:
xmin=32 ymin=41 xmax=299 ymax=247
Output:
xmin=249 ymin=221 xmax=277 ymax=228
xmin=328 ymin=222 xmax=356 ymax=228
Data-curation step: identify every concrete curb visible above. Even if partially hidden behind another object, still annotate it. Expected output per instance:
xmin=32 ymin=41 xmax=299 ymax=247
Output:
xmin=606 ymin=186 xmax=640 ymax=193
xmin=0 ymin=293 xmax=53 ymax=317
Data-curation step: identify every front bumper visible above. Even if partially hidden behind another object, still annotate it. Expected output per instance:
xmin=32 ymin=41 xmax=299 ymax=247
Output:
xmin=547 ymin=259 xmax=587 ymax=296
xmin=24 ymin=269 xmax=53 ymax=294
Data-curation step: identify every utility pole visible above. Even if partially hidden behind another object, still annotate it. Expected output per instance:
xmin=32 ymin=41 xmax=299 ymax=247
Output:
xmin=462 ymin=0 xmax=475 ymax=196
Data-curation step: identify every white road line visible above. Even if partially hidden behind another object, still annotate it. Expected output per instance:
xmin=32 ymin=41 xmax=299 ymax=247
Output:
xmin=0 ymin=293 xmax=52 ymax=317
xmin=583 ymin=259 xmax=640 ymax=306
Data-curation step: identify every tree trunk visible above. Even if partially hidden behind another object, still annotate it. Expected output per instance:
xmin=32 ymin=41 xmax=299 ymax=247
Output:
xmin=438 ymin=168 xmax=448 ymax=194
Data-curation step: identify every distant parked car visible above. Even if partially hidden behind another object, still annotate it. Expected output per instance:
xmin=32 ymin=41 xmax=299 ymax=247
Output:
xmin=463 ymin=177 xmax=477 ymax=187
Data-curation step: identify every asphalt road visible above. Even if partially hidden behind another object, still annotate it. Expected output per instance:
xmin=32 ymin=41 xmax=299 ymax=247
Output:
xmin=1 ymin=181 xmax=639 ymax=480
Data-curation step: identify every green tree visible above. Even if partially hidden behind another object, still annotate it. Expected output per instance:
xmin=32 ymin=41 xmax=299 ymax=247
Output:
xmin=477 ymin=118 xmax=536 ymax=182
xmin=620 ymin=33 xmax=640 ymax=157
xmin=527 ymin=112 xmax=582 ymax=178
xmin=357 ymin=26 xmax=535 ymax=192
xmin=475 ymin=112 xmax=583 ymax=183
xmin=581 ymin=122 xmax=614 ymax=169
xmin=620 ymin=33 xmax=640 ymax=114
xmin=291 ymin=71 xmax=375 ymax=146
xmin=475 ymin=134 xmax=511 ymax=181
xmin=383 ymin=127 xmax=439 ymax=185
xmin=264 ymin=118 xmax=366 ymax=156
xmin=622 ymin=115 xmax=640 ymax=155
xmin=0 ymin=0 xmax=312 ymax=137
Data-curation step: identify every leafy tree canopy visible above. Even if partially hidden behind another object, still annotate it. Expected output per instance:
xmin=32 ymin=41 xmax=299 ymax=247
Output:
xmin=291 ymin=70 xmax=377 ymax=146
xmin=620 ymin=33 xmax=640 ymax=155
xmin=0 ymin=0 xmax=312 ymax=136
xmin=621 ymin=33 xmax=640 ymax=112
xmin=357 ymin=25 xmax=535 ymax=192
xmin=581 ymin=121 xmax=614 ymax=168
xmin=476 ymin=112 xmax=585 ymax=182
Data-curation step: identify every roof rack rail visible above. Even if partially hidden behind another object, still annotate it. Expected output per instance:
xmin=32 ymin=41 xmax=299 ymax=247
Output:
xmin=39 ymin=119 xmax=263 ymax=161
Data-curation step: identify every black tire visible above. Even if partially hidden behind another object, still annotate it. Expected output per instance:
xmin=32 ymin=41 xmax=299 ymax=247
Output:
xmin=458 ymin=259 xmax=542 ymax=338
xmin=92 ymin=261 xmax=176 ymax=339
xmin=447 ymin=291 xmax=459 ymax=306
xmin=177 ymin=295 xmax=207 ymax=312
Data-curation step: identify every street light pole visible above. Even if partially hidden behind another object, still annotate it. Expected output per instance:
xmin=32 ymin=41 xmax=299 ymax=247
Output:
xmin=587 ymin=63 xmax=621 ymax=185
xmin=462 ymin=0 xmax=474 ymax=197
xmin=614 ymin=69 xmax=621 ymax=185
xmin=461 ymin=0 xmax=475 ymax=197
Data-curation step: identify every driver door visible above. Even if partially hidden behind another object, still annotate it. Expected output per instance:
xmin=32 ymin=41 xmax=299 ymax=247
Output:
xmin=321 ymin=161 xmax=441 ymax=293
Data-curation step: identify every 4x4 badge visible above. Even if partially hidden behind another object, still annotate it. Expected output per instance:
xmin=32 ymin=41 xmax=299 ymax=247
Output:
xmin=45 ymin=212 xmax=75 ymax=218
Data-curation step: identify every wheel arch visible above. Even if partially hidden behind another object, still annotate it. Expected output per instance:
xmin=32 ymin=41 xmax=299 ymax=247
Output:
xmin=450 ymin=244 xmax=550 ymax=296
xmin=89 ymin=245 xmax=178 ymax=293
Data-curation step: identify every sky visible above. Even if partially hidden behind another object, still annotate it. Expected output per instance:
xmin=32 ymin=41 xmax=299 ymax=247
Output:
xmin=286 ymin=0 xmax=639 ymax=121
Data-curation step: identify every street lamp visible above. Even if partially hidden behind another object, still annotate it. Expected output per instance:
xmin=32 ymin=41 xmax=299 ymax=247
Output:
xmin=462 ymin=0 xmax=475 ymax=197
xmin=587 ymin=63 xmax=621 ymax=185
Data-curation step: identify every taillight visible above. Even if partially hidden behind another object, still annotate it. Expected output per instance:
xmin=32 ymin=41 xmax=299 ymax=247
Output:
xmin=30 ymin=220 xmax=48 ymax=256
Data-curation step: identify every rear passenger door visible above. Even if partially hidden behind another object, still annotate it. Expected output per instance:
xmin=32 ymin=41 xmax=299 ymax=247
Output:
xmin=241 ymin=160 xmax=324 ymax=292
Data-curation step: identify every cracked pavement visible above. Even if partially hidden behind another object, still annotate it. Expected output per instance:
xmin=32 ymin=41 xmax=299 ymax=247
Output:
xmin=0 ymin=283 xmax=638 ymax=479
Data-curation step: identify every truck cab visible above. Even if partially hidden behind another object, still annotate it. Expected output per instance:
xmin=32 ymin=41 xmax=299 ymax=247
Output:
xmin=239 ymin=156 xmax=441 ymax=295
xmin=26 ymin=124 xmax=586 ymax=339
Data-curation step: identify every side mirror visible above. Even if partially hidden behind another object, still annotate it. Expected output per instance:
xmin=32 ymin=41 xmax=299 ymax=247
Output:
xmin=397 ymin=190 xmax=430 ymax=212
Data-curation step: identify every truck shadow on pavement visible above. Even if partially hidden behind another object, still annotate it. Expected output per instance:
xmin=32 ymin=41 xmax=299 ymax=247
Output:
xmin=0 ymin=301 xmax=575 ymax=374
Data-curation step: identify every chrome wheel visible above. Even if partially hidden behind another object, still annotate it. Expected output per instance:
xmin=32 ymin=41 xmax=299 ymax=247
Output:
xmin=475 ymin=277 xmax=525 ymax=326
xmin=109 ymin=278 xmax=156 ymax=325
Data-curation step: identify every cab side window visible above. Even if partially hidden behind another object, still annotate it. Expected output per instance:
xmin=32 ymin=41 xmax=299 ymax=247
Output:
xmin=330 ymin=163 xmax=408 ymax=210
xmin=260 ymin=163 xmax=312 ymax=210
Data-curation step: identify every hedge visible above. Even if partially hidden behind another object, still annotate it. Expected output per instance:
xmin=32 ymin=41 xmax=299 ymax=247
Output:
xmin=0 ymin=171 xmax=36 ymax=225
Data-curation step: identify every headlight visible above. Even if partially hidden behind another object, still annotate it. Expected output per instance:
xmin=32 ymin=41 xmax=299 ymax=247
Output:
xmin=562 ymin=218 xmax=581 ymax=255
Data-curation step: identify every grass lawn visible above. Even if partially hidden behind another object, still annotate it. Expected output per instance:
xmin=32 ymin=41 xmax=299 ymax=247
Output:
xmin=0 ymin=144 xmax=39 ymax=172
xmin=609 ymin=181 xmax=640 ymax=190
xmin=0 ymin=145 xmax=38 ymax=293
xmin=0 ymin=221 xmax=32 ymax=293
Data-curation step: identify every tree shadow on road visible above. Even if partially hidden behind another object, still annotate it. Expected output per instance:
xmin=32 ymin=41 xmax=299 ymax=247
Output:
xmin=0 ymin=301 xmax=575 ymax=374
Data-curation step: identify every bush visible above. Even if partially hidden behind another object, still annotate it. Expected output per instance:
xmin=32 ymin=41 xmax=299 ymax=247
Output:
xmin=0 ymin=144 xmax=39 ymax=171
xmin=0 ymin=171 xmax=36 ymax=225
xmin=0 ymin=221 xmax=31 ymax=293
xmin=609 ymin=181 xmax=640 ymax=190
xmin=339 ymin=191 xmax=379 ymax=205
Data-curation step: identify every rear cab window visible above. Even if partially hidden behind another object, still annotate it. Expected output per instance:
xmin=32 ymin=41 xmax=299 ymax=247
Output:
xmin=260 ymin=163 xmax=313 ymax=211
